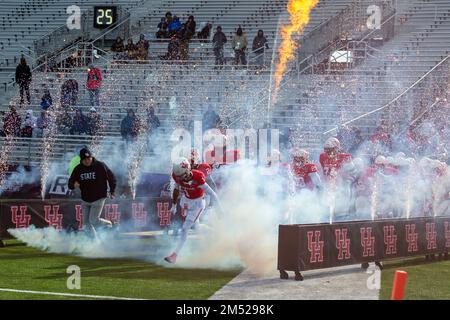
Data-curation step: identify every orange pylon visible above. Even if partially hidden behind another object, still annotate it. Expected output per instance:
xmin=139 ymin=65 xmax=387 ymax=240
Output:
xmin=391 ymin=270 xmax=407 ymax=300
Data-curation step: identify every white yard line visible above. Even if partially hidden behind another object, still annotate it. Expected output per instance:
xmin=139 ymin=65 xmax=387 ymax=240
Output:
xmin=0 ymin=288 xmax=147 ymax=300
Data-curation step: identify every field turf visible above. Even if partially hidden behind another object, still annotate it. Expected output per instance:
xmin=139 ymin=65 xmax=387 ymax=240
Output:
xmin=0 ymin=240 xmax=240 ymax=300
xmin=380 ymin=256 xmax=450 ymax=300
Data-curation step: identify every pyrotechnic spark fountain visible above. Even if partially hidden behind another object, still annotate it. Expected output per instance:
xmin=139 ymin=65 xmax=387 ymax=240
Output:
xmin=40 ymin=103 xmax=61 ymax=200
xmin=405 ymin=173 xmax=412 ymax=219
xmin=0 ymin=135 xmax=15 ymax=191
xmin=370 ymin=175 xmax=379 ymax=221
xmin=128 ymin=133 xmax=147 ymax=200
xmin=271 ymin=0 xmax=319 ymax=105
xmin=327 ymin=186 xmax=335 ymax=224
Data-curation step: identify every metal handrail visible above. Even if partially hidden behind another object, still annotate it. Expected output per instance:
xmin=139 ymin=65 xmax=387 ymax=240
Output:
xmin=323 ymin=52 xmax=450 ymax=135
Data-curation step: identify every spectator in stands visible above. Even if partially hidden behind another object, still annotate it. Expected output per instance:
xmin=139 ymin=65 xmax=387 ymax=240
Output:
xmin=35 ymin=111 xmax=49 ymax=138
xmin=121 ymin=109 xmax=141 ymax=143
xmin=2 ymin=105 xmax=21 ymax=137
xmin=86 ymin=107 xmax=102 ymax=136
xmin=86 ymin=63 xmax=102 ymax=107
xmin=15 ymin=56 xmax=32 ymax=105
xmin=111 ymin=36 xmax=125 ymax=60
xmin=40 ymin=89 xmax=52 ymax=111
xmin=212 ymin=26 xmax=227 ymax=68
xmin=21 ymin=109 xmax=36 ymax=138
xmin=144 ymin=106 xmax=160 ymax=135
xmin=125 ymin=38 xmax=138 ymax=60
xmin=168 ymin=16 xmax=182 ymax=37
xmin=136 ymin=34 xmax=150 ymax=61
xmin=232 ymin=26 xmax=248 ymax=67
xmin=184 ymin=15 xmax=197 ymax=40
xmin=56 ymin=109 xmax=72 ymax=135
xmin=252 ymin=30 xmax=269 ymax=69
xmin=156 ymin=18 xmax=169 ymax=39
xmin=164 ymin=34 xmax=180 ymax=60
xmin=178 ymin=26 xmax=190 ymax=61
xmin=70 ymin=108 xmax=88 ymax=135
xmin=202 ymin=104 xmax=220 ymax=131
xmin=165 ymin=11 xmax=173 ymax=25
xmin=198 ymin=22 xmax=212 ymax=42
xmin=60 ymin=77 xmax=79 ymax=109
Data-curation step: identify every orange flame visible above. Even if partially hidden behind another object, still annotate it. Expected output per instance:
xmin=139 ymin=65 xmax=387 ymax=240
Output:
xmin=272 ymin=0 xmax=319 ymax=104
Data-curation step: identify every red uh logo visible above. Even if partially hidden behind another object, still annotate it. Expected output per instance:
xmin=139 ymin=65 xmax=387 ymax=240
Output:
xmin=307 ymin=230 xmax=324 ymax=263
xmin=11 ymin=206 xmax=31 ymax=228
xmin=103 ymin=204 xmax=120 ymax=224
xmin=426 ymin=222 xmax=437 ymax=250
xmin=405 ymin=224 xmax=418 ymax=252
xmin=335 ymin=228 xmax=351 ymax=260
xmin=383 ymin=225 xmax=397 ymax=255
xmin=444 ymin=221 xmax=450 ymax=248
xmin=157 ymin=202 xmax=171 ymax=226
xmin=44 ymin=205 xmax=63 ymax=230
xmin=132 ymin=203 xmax=147 ymax=227
xmin=75 ymin=205 xmax=83 ymax=230
xmin=360 ymin=227 xmax=375 ymax=257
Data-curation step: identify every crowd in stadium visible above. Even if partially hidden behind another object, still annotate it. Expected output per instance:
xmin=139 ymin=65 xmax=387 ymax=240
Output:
xmin=108 ymin=11 xmax=269 ymax=68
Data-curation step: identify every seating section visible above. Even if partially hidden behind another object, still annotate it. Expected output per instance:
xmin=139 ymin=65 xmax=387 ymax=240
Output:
xmin=2 ymin=0 xmax=450 ymax=165
xmin=271 ymin=0 xmax=450 ymax=151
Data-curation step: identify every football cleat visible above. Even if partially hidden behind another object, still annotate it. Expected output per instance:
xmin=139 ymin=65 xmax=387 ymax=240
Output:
xmin=164 ymin=252 xmax=177 ymax=264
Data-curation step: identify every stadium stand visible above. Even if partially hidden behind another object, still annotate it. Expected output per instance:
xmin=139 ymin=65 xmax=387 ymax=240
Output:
xmin=1 ymin=0 xmax=450 ymax=166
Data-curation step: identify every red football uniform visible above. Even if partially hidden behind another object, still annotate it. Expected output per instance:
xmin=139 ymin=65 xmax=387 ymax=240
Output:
xmin=291 ymin=163 xmax=319 ymax=190
xmin=319 ymin=152 xmax=352 ymax=180
xmin=193 ymin=163 xmax=213 ymax=177
xmin=172 ymin=169 xmax=206 ymax=199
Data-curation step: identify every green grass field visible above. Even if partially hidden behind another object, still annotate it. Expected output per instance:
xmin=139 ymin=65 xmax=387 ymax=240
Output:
xmin=0 ymin=240 xmax=240 ymax=300
xmin=380 ymin=256 xmax=450 ymax=300
xmin=2 ymin=239 xmax=450 ymax=300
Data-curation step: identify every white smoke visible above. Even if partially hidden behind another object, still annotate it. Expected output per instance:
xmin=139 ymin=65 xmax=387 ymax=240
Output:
xmin=0 ymin=166 xmax=40 ymax=195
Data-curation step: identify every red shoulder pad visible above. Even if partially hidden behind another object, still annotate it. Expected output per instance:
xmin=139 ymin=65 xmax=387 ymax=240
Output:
xmin=191 ymin=169 xmax=206 ymax=185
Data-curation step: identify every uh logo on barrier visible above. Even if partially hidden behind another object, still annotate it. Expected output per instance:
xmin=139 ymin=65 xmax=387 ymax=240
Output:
xmin=5 ymin=200 xmax=172 ymax=233
xmin=279 ymin=218 xmax=450 ymax=282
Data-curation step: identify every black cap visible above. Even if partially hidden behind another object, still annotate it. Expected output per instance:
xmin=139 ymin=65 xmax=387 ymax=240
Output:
xmin=79 ymin=148 xmax=92 ymax=160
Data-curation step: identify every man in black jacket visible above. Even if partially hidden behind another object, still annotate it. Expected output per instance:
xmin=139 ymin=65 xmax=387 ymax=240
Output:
xmin=15 ymin=57 xmax=32 ymax=105
xmin=68 ymin=148 xmax=116 ymax=235
xmin=212 ymin=26 xmax=227 ymax=68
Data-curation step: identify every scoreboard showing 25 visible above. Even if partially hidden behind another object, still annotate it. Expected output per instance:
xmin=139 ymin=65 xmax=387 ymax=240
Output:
xmin=93 ymin=6 xmax=117 ymax=29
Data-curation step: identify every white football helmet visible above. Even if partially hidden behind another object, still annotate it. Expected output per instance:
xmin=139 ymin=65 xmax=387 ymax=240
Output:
xmin=419 ymin=157 xmax=433 ymax=168
xmin=386 ymin=156 xmax=394 ymax=165
xmin=395 ymin=152 xmax=406 ymax=159
xmin=173 ymin=157 xmax=191 ymax=179
xmin=293 ymin=148 xmax=309 ymax=164
xmin=374 ymin=155 xmax=386 ymax=166
xmin=324 ymin=137 xmax=341 ymax=157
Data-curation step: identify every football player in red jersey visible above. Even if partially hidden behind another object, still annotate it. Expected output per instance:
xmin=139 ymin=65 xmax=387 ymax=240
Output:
xmin=319 ymin=137 xmax=354 ymax=182
xmin=164 ymin=157 xmax=222 ymax=264
xmin=189 ymin=149 xmax=213 ymax=177
xmin=290 ymin=148 xmax=322 ymax=192
xmin=319 ymin=137 xmax=357 ymax=221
